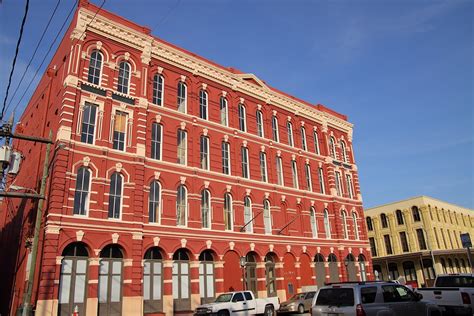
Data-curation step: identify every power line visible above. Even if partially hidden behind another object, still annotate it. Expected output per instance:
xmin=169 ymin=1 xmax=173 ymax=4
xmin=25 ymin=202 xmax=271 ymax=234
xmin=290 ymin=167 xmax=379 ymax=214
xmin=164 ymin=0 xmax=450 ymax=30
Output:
xmin=6 ymin=0 xmax=77 ymax=117
xmin=6 ymin=0 xmax=62 ymax=110
xmin=6 ymin=0 xmax=107 ymax=121
xmin=152 ymin=0 xmax=181 ymax=31
xmin=1 ymin=0 xmax=30 ymax=121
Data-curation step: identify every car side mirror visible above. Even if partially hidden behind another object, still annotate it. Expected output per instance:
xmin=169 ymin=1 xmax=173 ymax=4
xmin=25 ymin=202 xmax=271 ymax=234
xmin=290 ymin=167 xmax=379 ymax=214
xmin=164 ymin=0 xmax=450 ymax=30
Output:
xmin=414 ymin=292 xmax=423 ymax=301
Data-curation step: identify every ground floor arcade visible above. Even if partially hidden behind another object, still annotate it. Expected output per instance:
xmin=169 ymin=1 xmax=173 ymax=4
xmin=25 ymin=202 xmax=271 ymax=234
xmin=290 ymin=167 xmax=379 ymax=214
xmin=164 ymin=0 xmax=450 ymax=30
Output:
xmin=22 ymin=227 xmax=371 ymax=316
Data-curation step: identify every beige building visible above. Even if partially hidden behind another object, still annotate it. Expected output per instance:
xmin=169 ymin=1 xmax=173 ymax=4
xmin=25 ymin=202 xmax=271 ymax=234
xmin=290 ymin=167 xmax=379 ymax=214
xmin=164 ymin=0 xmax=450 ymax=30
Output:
xmin=365 ymin=196 xmax=474 ymax=287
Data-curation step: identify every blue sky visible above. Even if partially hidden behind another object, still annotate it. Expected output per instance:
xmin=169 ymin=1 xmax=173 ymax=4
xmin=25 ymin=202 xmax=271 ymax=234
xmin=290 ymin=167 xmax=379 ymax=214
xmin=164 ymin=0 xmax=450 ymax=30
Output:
xmin=0 ymin=0 xmax=472 ymax=209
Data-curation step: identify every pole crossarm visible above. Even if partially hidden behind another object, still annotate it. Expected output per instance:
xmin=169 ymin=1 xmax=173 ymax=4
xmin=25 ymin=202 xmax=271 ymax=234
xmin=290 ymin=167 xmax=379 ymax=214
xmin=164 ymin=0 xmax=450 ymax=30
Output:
xmin=0 ymin=130 xmax=54 ymax=144
xmin=0 ymin=192 xmax=44 ymax=199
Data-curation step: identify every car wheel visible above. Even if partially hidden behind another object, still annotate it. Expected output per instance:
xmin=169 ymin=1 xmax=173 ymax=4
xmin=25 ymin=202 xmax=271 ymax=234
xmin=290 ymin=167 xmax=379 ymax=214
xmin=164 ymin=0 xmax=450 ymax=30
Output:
xmin=298 ymin=304 xmax=305 ymax=314
xmin=264 ymin=305 xmax=275 ymax=316
xmin=217 ymin=310 xmax=229 ymax=316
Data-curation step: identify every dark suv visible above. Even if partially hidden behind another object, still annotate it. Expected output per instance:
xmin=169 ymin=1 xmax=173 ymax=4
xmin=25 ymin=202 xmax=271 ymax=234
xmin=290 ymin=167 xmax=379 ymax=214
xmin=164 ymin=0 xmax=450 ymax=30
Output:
xmin=311 ymin=281 xmax=441 ymax=316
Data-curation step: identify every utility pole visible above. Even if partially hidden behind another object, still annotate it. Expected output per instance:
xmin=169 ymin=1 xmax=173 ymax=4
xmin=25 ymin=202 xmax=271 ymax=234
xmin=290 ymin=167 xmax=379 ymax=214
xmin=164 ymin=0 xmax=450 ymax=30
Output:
xmin=20 ymin=130 xmax=52 ymax=316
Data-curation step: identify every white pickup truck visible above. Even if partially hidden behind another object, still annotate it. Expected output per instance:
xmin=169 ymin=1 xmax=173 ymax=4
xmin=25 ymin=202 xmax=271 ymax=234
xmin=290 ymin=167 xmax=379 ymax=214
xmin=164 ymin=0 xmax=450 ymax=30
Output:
xmin=194 ymin=291 xmax=280 ymax=316
xmin=416 ymin=274 xmax=474 ymax=316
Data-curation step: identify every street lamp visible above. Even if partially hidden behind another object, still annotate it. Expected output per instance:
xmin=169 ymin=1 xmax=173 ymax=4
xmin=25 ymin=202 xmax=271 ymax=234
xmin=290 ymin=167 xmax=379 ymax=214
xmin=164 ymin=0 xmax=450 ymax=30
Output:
xmin=240 ymin=256 xmax=247 ymax=291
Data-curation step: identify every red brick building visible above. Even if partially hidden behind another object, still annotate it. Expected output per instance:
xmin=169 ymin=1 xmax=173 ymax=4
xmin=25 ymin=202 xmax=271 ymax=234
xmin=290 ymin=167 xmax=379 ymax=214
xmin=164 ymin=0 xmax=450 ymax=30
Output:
xmin=0 ymin=1 xmax=371 ymax=315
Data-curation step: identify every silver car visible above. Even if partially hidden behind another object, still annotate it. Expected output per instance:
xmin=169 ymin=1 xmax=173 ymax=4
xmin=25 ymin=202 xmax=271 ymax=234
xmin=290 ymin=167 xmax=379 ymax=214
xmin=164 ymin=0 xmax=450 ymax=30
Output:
xmin=279 ymin=291 xmax=317 ymax=314
xmin=311 ymin=281 xmax=441 ymax=316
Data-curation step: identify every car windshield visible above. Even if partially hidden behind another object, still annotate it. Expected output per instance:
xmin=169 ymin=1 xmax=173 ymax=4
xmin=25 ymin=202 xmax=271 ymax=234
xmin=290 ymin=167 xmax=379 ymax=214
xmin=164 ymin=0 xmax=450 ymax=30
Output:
xmin=316 ymin=288 xmax=355 ymax=307
xmin=215 ymin=293 xmax=233 ymax=302
xmin=289 ymin=293 xmax=305 ymax=301
xmin=436 ymin=276 xmax=474 ymax=288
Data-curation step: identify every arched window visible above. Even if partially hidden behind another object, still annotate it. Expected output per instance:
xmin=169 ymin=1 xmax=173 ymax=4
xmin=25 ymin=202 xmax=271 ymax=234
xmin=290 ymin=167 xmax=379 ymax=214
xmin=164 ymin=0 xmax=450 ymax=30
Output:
xmin=341 ymin=210 xmax=348 ymax=239
xmin=199 ymin=250 xmax=215 ymax=304
xmin=305 ymin=163 xmax=313 ymax=191
xmin=201 ymin=189 xmax=211 ymax=229
xmin=366 ymin=217 xmax=373 ymax=231
xmin=259 ymin=152 xmax=268 ymax=182
xmin=59 ymin=243 xmax=89 ymax=315
xmin=220 ymin=96 xmax=228 ymax=126
xmin=352 ymin=212 xmax=359 ymax=240
xmin=345 ymin=254 xmax=357 ymax=282
xmin=412 ymin=206 xmax=421 ymax=222
xmin=144 ymin=247 xmax=163 ymax=313
xmin=291 ymin=159 xmax=299 ymax=189
xmin=177 ymin=129 xmax=187 ymax=165
xmin=388 ymin=262 xmax=399 ymax=280
xmin=340 ymin=140 xmax=348 ymax=163
xmin=150 ymin=123 xmax=162 ymax=160
xmin=263 ymin=200 xmax=272 ymax=234
xmin=221 ymin=142 xmax=231 ymax=175
xmin=329 ymin=136 xmax=336 ymax=159
xmin=310 ymin=207 xmax=318 ymax=238
xmin=381 ymin=213 xmax=388 ymax=228
xmin=73 ymin=167 xmax=91 ymax=216
xmin=272 ymin=115 xmax=279 ymax=142
xmin=98 ymin=245 xmax=123 ymax=315
xmin=152 ymin=74 xmax=164 ymax=106
xmin=265 ymin=253 xmax=277 ymax=297
xmin=117 ymin=61 xmax=130 ymax=94
xmin=324 ymin=209 xmax=331 ymax=239
xmin=403 ymin=261 xmax=417 ymax=282
xmin=172 ymin=249 xmax=190 ymax=311
xmin=441 ymin=258 xmax=447 ymax=274
xmin=108 ymin=172 xmax=123 ymax=219
xmin=314 ymin=254 xmax=325 ymax=288
xmin=88 ymin=50 xmax=103 ymax=85
xmin=149 ymin=181 xmax=161 ymax=223
xmin=287 ymin=121 xmax=294 ymax=146
xmin=300 ymin=126 xmax=307 ymax=150
xmin=200 ymin=136 xmax=210 ymax=170
xmin=276 ymin=156 xmax=284 ymax=186
xmin=224 ymin=193 xmax=233 ymax=231
xmin=177 ymin=81 xmax=187 ymax=113
xmin=422 ymin=259 xmax=435 ymax=282
xmin=396 ymin=210 xmax=404 ymax=225
xmin=358 ymin=254 xmax=367 ymax=281
xmin=241 ymin=146 xmax=249 ymax=179
xmin=238 ymin=103 xmax=246 ymax=132
xmin=328 ymin=254 xmax=339 ymax=282
xmin=176 ymin=185 xmax=187 ymax=226
xmin=243 ymin=197 xmax=253 ymax=233
xmin=256 ymin=110 xmax=264 ymax=137
xmin=245 ymin=252 xmax=258 ymax=295
xmin=313 ymin=130 xmax=320 ymax=155
xmin=373 ymin=264 xmax=383 ymax=281
xmin=199 ymin=89 xmax=208 ymax=120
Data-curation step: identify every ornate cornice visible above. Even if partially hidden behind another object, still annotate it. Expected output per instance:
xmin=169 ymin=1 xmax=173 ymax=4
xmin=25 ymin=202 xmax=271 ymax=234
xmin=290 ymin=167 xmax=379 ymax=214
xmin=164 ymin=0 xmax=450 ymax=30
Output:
xmin=76 ymin=7 xmax=353 ymax=133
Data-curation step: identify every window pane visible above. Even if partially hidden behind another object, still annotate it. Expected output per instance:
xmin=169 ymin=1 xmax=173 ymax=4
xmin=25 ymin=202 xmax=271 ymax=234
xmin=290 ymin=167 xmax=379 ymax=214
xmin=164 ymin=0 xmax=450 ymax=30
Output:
xmin=59 ymin=274 xmax=71 ymax=303
xmin=74 ymin=273 xmax=86 ymax=303
xmin=62 ymin=259 xmax=73 ymax=274
xmin=143 ymin=275 xmax=151 ymax=300
xmin=76 ymin=259 xmax=87 ymax=274
xmin=181 ymin=275 xmax=189 ymax=298
xmin=181 ymin=262 xmax=188 ymax=274
xmin=199 ymin=275 xmax=205 ymax=297
xmin=153 ymin=275 xmax=161 ymax=299
xmin=98 ymin=275 xmax=108 ymax=303
xmin=111 ymin=273 xmax=121 ymax=302
xmin=172 ymin=275 xmax=179 ymax=299
xmin=207 ymin=275 xmax=214 ymax=297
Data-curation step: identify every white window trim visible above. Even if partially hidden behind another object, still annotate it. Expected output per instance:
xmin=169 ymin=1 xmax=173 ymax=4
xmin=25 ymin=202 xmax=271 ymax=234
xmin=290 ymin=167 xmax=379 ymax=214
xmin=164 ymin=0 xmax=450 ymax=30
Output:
xmin=272 ymin=116 xmax=279 ymax=142
xmin=287 ymin=122 xmax=294 ymax=147
xmin=301 ymin=126 xmax=307 ymax=151
xmin=276 ymin=156 xmax=284 ymax=186
xmin=263 ymin=200 xmax=272 ymax=235
xmin=89 ymin=50 xmax=104 ymax=86
xmin=220 ymin=97 xmax=229 ymax=127
xmin=260 ymin=152 xmax=268 ymax=183
xmin=201 ymin=190 xmax=212 ymax=230
xmin=200 ymin=90 xmax=208 ymax=120
xmin=108 ymin=173 xmax=124 ymax=221
xmin=177 ymin=130 xmax=188 ymax=166
xmin=239 ymin=104 xmax=247 ymax=132
xmin=242 ymin=147 xmax=250 ymax=179
xmin=305 ymin=164 xmax=313 ymax=191
xmin=177 ymin=186 xmax=188 ymax=227
xmin=291 ymin=160 xmax=299 ymax=189
xmin=117 ymin=61 xmax=131 ymax=95
xmin=224 ymin=194 xmax=233 ymax=231
xmin=244 ymin=197 xmax=253 ymax=233
xmin=353 ymin=212 xmax=359 ymax=240
xmin=178 ymin=82 xmax=187 ymax=113
xmin=151 ymin=122 xmax=163 ymax=161
xmin=313 ymin=130 xmax=320 ymax=155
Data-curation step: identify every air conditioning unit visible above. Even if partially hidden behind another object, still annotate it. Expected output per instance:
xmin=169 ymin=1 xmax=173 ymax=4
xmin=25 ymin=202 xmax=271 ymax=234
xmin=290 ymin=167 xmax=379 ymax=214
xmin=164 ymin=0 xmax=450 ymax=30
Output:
xmin=8 ymin=151 xmax=23 ymax=175
xmin=0 ymin=145 xmax=12 ymax=164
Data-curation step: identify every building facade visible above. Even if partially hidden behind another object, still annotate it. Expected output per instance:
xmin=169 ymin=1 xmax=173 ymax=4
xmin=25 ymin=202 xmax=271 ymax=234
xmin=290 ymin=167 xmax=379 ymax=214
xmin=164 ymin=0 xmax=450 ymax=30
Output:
xmin=366 ymin=196 xmax=474 ymax=288
xmin=0 ymin=1 xmax=370 ymax=315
